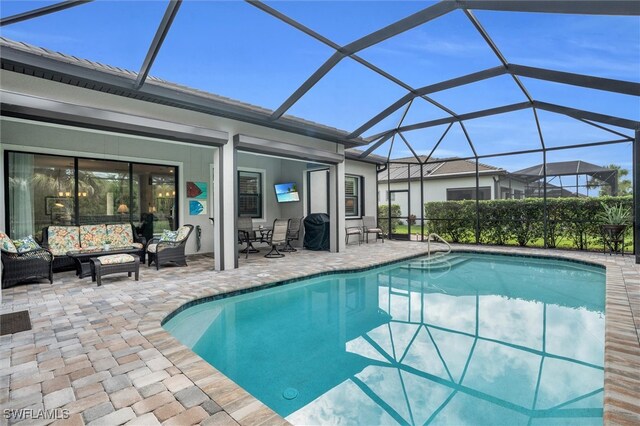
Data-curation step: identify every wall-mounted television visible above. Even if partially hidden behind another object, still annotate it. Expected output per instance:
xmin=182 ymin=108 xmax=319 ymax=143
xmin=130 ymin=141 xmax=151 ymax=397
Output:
xmin=274 ymin=182 xmax=300 ymax=203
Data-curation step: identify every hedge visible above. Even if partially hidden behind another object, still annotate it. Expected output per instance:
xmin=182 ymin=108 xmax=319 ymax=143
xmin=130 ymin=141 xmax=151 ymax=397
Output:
xmin=423 ymin=196 xmax=633 ymax=250
xmin=377 ymin=204 xmax=402 ymax=235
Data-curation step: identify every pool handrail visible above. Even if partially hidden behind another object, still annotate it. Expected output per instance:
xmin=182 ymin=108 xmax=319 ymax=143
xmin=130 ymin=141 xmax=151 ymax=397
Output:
xmin=427 ymin=233 xmax=451 ymax=256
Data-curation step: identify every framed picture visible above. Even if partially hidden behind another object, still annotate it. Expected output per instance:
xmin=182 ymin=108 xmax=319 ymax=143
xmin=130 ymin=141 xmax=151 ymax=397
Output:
xmin=186 ymin=181 xmax=207 ymax=199
xmin=189 ymin=200 xmax=207 ymax=215
xmin=45 ymin=196 xmax=72 ymax=215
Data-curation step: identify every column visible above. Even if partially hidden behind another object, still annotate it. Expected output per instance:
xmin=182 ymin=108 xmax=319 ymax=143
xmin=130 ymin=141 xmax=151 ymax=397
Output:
xmin=213 ymin=139 xmax=237 ymax=270
xmin=634 ymin=130 xmax=639 ymax=264
xmin=329 ymin=158 xmax=346 ymax=253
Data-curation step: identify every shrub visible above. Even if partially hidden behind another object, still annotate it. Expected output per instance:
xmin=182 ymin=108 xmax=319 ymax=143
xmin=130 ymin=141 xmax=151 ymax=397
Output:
xmin=377 ymin=204 xmax=402 ymax=235
xmin=424 ymin=200 xmax=475 ymax=243
xmin=423 ymin=195 xmax=632 ymax=250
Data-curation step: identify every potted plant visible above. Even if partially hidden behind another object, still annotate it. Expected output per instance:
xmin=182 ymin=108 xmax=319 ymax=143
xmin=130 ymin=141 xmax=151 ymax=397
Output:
xmin=103 ymin=239 xmax=112 ymax=251
xmin=597 ymin=202 xmax=631 ymax=251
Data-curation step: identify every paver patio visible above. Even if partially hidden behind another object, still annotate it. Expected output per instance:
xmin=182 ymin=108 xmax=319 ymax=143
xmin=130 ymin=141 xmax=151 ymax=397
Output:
xmin=1 ymin=241 xmax=638 ymax=425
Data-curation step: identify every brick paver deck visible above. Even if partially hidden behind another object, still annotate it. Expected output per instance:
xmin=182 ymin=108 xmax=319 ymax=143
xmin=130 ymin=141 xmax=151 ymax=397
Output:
xmin=1 ymin=241 xmax=638 ymax=425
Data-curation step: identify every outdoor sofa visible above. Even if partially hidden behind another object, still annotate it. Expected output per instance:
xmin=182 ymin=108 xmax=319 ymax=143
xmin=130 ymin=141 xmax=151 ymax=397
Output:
xmin=42 ymin=223 xmax=146 ymax=271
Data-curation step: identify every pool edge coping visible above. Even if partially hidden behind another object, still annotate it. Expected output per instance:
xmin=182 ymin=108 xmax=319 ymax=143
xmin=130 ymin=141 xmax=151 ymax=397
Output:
xmin=137 ymin=246 xmax=637 ymax=426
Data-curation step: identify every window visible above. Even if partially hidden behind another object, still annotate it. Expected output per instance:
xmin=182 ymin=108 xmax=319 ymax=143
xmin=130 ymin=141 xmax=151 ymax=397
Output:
xmin=446 ymin=187 xmax=491 ymax=201
xmin=345 ymin=175 xmax=361 ymax=217
xmin=78 ymin=159 xmax=130 ymax=225
xmin=5 ymin=151 xmax=178 ymax=240
xmin=238 ymin=171 xmax=262 ymax=218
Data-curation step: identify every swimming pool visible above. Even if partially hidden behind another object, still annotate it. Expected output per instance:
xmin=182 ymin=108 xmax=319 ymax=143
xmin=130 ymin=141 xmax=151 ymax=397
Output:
xmin=164 ymin=252 xmax=605 ymax=425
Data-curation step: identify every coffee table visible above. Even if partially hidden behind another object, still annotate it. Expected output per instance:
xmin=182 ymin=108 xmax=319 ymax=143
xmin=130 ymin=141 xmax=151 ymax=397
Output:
xmin=66 ymin=246 xmax=142 ymax=278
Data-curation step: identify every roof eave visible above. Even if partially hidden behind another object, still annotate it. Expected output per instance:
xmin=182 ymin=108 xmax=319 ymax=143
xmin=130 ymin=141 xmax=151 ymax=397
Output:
xmin=0 ymin=42 xmax=367 ymax=148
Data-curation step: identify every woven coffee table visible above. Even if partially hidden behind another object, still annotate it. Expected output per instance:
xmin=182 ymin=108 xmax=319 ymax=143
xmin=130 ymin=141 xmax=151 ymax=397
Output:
xmin=90 ymin=254 xmax=140 ymax=286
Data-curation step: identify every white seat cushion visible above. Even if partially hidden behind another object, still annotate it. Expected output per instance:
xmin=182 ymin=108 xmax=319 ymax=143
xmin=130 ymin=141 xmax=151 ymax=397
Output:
xmin=147 ymin=243 xmax=162 ymax=253
xmin=97 ymin=254 xmax=135 ymax=265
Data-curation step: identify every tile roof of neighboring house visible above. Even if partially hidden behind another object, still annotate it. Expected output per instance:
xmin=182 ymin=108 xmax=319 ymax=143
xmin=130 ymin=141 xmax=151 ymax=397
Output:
xmin=0 ymin=37 xmax=366 ymax=147
xmin=378 ymin=156 xmax=505 ymax=181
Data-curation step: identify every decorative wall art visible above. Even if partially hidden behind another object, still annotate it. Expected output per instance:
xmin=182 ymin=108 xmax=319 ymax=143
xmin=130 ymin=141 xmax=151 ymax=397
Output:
xmin=186 ymin=181 xmax=207 ymax=199
xmin=189 ymin=200 xmax=207 ymax=216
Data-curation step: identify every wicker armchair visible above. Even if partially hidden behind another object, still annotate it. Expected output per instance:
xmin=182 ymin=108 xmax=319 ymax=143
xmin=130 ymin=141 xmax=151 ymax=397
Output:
xmin=146 ymin=225 xmax=194 ymax=270
xmin=1 ymin=248 xmax=54 ymax=289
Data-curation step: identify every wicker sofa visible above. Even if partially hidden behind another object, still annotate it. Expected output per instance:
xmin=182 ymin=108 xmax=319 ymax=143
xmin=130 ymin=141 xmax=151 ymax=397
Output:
xmin=1 ymin=232 xmax=53 ymax=288
xmin=42 ymin=224 xmax=146 ymax=272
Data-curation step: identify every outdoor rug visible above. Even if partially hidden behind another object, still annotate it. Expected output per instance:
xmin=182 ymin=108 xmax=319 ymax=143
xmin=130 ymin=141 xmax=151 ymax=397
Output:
xmin=0 ymin=310 xmax=32 ymax=336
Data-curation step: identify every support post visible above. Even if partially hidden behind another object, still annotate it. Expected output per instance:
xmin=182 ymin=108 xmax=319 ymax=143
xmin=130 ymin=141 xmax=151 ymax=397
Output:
xmin=420 ymin=162 xmax=425 ymax=242
xmin=214 ymin=140 xmax=236 ymax=270
xmin=329 ymin=155 xmax=345 ymax=252
xmin=407 ymin=163 xmax=411 ymax=238
xmin=634 ymin=130 xmax=640 ymax=263
xmin=387 ymin=162 xmax=392 ymax=240
xmin=475 ymin=158 xmax=480 ymax=244
xmin=543 ymin=150 xmax=548 ymax=248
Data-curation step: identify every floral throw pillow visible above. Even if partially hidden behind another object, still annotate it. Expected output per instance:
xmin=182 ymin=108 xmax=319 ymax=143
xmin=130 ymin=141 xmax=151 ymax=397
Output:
xmin=159 ymin=230 xmax=178 ymax=242
xmin=0 ymin=232 xmax=18 ymax=253
xmin=12 ymin=235 xmax=41 ymax=253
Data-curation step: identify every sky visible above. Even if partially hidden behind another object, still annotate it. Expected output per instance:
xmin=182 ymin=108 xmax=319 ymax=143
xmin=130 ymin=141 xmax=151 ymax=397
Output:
xmin=1 ymin=0 xmax=638 ymax=172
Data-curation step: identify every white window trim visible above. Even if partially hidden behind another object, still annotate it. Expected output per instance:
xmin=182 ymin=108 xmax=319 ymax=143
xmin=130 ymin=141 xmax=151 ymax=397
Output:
xmin=237 ymin=167 xmax=267 ymax=222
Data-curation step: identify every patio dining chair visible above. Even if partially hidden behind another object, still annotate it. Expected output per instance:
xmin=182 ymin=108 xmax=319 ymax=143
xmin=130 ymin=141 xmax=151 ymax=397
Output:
xmin=363 ymin=216 xmax=384 ymax=243
xmin=264 ymin=219 xmax=288 ymax=258
xmin=238 ymin=217 xmax=259 ymax=259
xmin=282 ymin=217 xmax=303 ymax=252
xmin=345 ymin=220 xmax=363 ymax=245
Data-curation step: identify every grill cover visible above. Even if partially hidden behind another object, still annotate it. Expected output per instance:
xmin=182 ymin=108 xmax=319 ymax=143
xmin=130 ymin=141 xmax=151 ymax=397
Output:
xmin=303 ymin=213 xmax=330 ymax=251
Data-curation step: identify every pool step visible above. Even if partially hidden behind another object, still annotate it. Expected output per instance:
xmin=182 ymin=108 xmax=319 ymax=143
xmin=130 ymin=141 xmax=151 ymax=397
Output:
xmin=400 ymin=255 xmax=471 ymax=272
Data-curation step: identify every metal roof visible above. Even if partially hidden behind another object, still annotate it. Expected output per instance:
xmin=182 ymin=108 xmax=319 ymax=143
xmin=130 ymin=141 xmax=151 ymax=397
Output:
xmin=379 ymin=157 xmax=504 ymax=182
xmin=0 ymin=37 xmax=366 ymax=147
xmin=512 ymin=160 xmax=617 ymax=181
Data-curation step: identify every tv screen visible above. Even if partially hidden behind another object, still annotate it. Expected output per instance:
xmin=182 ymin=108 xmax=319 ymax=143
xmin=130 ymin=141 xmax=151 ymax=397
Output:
xmin=275 ymin=182 xmax=300 ymax=203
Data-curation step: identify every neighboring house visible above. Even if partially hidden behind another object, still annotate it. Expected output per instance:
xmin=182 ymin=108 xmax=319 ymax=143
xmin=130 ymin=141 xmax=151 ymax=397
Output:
xmin=376 ymin=156 xmax=528 ymax=217
xmin=0 ymin=38 xmax=381 ymax=271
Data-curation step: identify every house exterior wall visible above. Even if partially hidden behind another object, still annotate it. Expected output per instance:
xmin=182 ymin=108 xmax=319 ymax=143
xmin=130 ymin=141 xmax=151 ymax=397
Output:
xmin=0 ymin=116 xmax=215 ymax=256
xmin=378 ymin=175 xmax=527 ymax=219
xmin=345 ymin=159 xmax=378 ymax=223
xmin=305 ymin=159 xmax=378 ymax=224
xmin=0 ymin=70 xmax=379 ymax=266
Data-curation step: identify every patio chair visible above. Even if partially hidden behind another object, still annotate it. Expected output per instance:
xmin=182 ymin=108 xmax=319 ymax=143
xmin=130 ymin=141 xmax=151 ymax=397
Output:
xmin=264 ymin=219 xmax=288 ymax=258
xmin=1 ymin=246 xmax=54 ymax=289
xmin=345 ymin=221 xmax=363 ymax=245
xmin=238 ymin=217 xmax=259 ymax=259
xmin=363 ymin=216 xmax=384 ymax=243
xmin=146 ymin=224 xmax=193 ymax=270
xmin=282 ymin=217 xmax=303 ymax=252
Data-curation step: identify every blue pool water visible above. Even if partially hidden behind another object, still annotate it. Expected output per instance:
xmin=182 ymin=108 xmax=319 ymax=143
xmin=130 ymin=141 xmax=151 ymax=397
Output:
xmin=164 ymin=253 xmax=606 ymax=425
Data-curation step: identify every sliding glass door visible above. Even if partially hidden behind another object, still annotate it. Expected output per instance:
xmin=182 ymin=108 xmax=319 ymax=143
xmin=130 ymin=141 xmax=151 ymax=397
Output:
xmin=132 ymin=163 xmax=176 ymax=241
xmin=4 ymin=151 xmax=178 ymax=240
